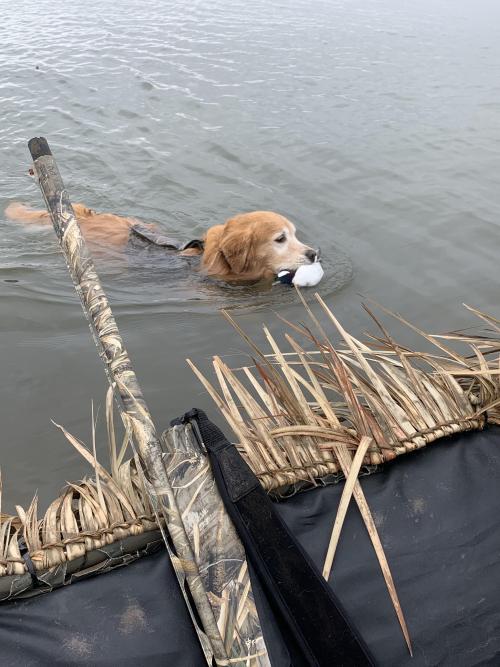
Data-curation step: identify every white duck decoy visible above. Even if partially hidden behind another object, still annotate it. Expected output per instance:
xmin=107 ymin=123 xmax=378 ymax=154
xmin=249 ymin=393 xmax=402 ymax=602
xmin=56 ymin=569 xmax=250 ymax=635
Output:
xmin=276 ymin=249 xmax=324 ymax=287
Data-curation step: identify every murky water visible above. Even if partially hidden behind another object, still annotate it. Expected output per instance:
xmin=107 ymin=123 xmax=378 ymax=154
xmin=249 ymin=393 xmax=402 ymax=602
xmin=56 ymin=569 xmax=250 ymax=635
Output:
xmin=1 ymin=0 xmax=500 ymax=510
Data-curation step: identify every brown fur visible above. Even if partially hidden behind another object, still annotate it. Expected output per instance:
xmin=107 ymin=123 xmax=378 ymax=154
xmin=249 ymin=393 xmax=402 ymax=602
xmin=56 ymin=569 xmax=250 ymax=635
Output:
xmin=5 ymin=203 xmax=314 ymax=282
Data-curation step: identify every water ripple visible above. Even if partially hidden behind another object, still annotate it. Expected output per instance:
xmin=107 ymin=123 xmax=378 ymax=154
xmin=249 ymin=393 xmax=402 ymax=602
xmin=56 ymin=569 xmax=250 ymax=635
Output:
xmin=2 ymin=0 xmax=500 ymax=505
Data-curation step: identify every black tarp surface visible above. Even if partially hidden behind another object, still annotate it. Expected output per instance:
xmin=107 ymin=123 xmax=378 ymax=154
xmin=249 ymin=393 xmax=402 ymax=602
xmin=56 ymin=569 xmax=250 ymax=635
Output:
xmin=0 ymin=551 xmax=207 ymax=666
xmin=275 ymin=426 xmax=500 ymax=666
xmin=2 ymin=426 xmax=500 ymax=666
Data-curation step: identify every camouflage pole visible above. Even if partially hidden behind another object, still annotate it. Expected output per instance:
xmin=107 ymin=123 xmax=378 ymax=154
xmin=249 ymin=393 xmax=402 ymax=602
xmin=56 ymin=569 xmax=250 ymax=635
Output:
xmin=27 ymin=137 xmax=228 ymax=665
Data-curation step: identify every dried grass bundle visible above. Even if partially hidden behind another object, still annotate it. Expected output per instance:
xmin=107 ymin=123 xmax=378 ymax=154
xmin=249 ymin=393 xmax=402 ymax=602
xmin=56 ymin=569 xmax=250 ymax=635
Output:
xmin=0 ymin=389 xmax=158 ymax=576
xmin=189 ymin=295 xmax=500 ymax=496
xmin=189 ymin=293 xmax=500 ymax=655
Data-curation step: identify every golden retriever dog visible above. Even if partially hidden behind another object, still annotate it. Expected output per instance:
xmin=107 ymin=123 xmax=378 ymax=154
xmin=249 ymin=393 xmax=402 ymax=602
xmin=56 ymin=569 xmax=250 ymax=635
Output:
xmin=5 ymin=202 xmax=316 ymax=282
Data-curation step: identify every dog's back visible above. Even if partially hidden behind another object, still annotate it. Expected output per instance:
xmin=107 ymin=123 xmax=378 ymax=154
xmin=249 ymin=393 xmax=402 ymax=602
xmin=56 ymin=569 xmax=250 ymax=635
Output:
xmin=5 ymin=202 xmax=137 ymax=247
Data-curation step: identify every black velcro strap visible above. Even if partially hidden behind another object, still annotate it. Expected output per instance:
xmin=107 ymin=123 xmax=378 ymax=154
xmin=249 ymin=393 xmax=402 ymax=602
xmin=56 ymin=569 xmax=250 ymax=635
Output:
xmin=180 ymin=238 xmax=204 ymax=251
xmin=185 ymin=409 xmax=376 ymax=667
xmin=130 ymin=224 xmax=204 ymax=252
xmin=18 ymin=537 xmax=40 ymax=588
xmin=130 ymin=224 xmax=182 ymax=249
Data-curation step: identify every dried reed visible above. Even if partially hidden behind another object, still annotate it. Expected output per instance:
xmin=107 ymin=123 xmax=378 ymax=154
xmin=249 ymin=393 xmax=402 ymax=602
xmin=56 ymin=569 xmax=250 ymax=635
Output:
xmin=189 ymin=292 xmax=500 ymax=655
xmin=190 ymin=295 xmax=500 ymax=495
xmin=0 ymin=388 xmax=158 ymax=577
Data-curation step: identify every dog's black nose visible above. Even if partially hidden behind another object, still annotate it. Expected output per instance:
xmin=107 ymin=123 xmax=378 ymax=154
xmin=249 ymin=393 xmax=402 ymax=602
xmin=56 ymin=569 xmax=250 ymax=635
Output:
xmin=305 ymin=248 xmax=316 ymax=263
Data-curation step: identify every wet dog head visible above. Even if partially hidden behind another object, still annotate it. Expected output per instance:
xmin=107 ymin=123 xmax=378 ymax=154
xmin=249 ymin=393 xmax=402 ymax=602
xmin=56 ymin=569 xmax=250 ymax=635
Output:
xmin=202 ymin=211 xmax=315 ymax=281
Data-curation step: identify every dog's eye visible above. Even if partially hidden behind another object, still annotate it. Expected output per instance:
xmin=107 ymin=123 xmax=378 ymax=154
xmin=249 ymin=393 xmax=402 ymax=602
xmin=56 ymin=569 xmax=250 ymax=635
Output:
xmin=275 ymin=234 xmax=286 ymax=243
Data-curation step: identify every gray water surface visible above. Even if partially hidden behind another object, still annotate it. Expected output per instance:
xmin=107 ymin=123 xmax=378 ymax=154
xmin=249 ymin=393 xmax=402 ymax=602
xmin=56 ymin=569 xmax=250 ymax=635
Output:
xmin=1 ymin=0 xmax=500 ymax=510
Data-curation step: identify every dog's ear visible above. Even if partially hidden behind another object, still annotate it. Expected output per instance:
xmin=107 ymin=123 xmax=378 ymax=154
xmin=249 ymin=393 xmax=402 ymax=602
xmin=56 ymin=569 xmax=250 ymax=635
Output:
xmin=201 ymin=224 xmax=231 ymax=275
xmin=218 ymin=225 xmax=256 ymax=274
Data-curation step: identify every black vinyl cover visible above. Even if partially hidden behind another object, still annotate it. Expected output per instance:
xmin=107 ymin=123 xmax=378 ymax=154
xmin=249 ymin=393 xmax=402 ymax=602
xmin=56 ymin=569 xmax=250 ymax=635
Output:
xmin=189 ymin=408 xmax=375 ymax=667
xmin=0 ymin=550 xmax=207 ymax=666
xmin=275 ymin=426 xmax=500 ymax=666
xmin=1 ymin=426 xmax=500 ymax=666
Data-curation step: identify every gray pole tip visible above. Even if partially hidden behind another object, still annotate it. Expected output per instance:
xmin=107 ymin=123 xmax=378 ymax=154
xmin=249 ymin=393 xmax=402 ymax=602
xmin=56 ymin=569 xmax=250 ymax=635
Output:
xmin=28 ymin=137 xmax=52 ymax=160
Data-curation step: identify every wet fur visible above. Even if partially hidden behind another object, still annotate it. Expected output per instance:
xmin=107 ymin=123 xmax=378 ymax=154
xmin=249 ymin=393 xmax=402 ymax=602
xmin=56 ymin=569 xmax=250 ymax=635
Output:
xmin=5 ymin=203 xmax=314 ymax=282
